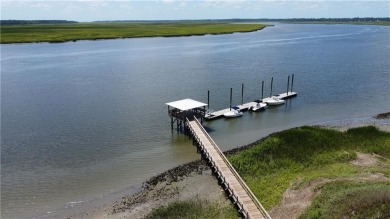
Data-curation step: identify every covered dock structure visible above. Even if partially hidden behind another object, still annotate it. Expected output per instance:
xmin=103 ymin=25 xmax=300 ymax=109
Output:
xmin=166 ymin=98 xmax=207 ymax=132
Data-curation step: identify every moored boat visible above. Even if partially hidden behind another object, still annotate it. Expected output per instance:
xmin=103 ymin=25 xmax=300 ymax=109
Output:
xmin=249 ymin=101 xmax=267 ymax=112
xmin=264 ymin=96 xmax=285 ymax=105
xmin=223 ymin=106 xmax=243 ymax=118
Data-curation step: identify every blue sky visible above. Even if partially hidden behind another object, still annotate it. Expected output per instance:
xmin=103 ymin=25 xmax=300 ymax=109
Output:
xmin=1 ymin=1 xmax=389 ymax=22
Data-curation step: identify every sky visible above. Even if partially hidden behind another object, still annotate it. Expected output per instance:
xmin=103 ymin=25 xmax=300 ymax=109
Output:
xmin=1 ymin=0 xmax=389 ymax=22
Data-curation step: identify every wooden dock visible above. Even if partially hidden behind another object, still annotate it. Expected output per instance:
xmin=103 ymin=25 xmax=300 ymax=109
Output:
xmin=187 ymin=117 xmax=271 ymax=219
xmin=205 ymin=91 xmax=297 ymax=120
xmin=262 ymin=91 xmax=298 ymax=103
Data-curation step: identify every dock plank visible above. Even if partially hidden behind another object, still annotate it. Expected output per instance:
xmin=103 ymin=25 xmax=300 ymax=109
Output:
xmin=187 ymin=118 xmax=271 ymax=219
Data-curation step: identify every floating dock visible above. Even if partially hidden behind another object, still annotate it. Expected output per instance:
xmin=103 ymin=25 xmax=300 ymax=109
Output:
xmin=205 ymin=91 xmax=298 ymax=120
xmin=261 ymin=91 xmax=298 ymax=103
xmin=187 ymin=117 xmax=271 ymax=219
xmin=205 ymin=74 xmax=298 ymax=120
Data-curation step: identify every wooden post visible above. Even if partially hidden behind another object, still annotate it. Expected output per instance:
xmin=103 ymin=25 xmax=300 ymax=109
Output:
xmin=201 ymin=106 xmax=205 ymax=124
xmin=270 ymin=77 xmax=273 ymax=97
xmin=287 ymin=75 xmax=290 ymax=95
xmin=291 ymin=74 xmax=294 ymax=93
xmin=168 ymin=106 xmax=173 ymax=130
xmin=241 ymin=83 xmax=244 ymax=106
xmin=261 ymin=80 xmax=264 ymax=100
xmin=230 ymin=88 xmax=232 ymax=111
xmin=207 ymin=90 xmax=210 ymax=110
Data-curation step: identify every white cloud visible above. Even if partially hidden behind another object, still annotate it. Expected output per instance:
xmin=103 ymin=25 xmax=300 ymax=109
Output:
xmin=161 ymin=0 xmax=175 ymax=3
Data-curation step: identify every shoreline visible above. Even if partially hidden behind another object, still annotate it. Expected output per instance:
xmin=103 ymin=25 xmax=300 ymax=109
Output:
xmin=0 ymin=23 xmax=268 ymax=44
xmin=43 ymin=112 xmax=390 ymax=219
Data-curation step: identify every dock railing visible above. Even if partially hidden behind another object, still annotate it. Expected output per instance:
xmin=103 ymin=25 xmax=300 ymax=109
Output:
xmin=187 ymin=117 xmax=271 ymax=219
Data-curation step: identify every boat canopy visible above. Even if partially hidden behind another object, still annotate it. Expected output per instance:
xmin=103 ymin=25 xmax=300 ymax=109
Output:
xmin=166 ymin=98 xmax=208 ymax=111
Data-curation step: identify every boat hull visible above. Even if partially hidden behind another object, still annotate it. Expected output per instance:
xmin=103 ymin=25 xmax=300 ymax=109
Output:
xmin=266 ymin=100 xmax=285 ymax=106
xmin=223 ymin=110 xmax=243 ymax=118
xmin=249 ymin=103 xmax=267 ymax=112
xmin=263 ymin=97 xmax=285 ymax=106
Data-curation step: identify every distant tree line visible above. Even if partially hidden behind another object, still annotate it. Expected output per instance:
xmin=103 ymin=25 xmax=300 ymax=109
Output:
xmin=1 ymin=20 xmax=78 ymax=25
xmin=1 ymin=18 xmax=388 ymax=25
xmin=271 ymin=17 xmax=390 ymax=22
xmin=94 ymin=17 xmax=390 ymax=23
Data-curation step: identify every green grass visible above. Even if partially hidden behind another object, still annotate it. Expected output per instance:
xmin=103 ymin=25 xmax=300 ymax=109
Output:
xmin=0 ymin=22 xmax=267 ymax=44
xmin=228 ymin=126 xmax=390 ymax=209
xmin=299 ymin=182 xmax=390 ymax=219
xmin=144 ymin=199 xmax=239 ymax=219
xmin=144 ymin=126 xmax=390 ymax=218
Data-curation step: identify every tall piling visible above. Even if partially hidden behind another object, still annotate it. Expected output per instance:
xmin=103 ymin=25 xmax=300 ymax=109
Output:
xmin=291 ymin=74 xmax=294 ymax=93
xmin=261 ymin=80 xmax=264 ymax=100
xmin=230 ymin=88 xmax=232 ymax=111
xmin=287 ymin=75 xmax=290 ymax=95
xmin=241 ymin=83 xmax=244 ymax=106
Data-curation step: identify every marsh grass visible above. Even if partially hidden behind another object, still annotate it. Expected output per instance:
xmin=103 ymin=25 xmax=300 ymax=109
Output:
xmin=144 ymin=198 xmax=239 ymax=219
xmin=142 ymin=126 xmax=389 ymax=218
xmin=299 ymin=182 xmax=390 ymax=219
xmin=228 ymin=126 xmax=390 ymax=209
xmin=0 ymin=23 xmax=267 ymax=44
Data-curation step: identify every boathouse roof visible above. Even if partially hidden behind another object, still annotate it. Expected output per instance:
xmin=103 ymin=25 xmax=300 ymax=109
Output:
xmin=166 ymin=98 xmax=207 ymax=111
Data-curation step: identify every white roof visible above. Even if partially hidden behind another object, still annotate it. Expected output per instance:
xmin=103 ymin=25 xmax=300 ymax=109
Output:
xmin=166 ymin=98 xmax=207 ymax=111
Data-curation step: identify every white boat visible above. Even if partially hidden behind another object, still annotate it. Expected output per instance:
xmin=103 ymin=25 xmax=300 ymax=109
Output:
xmin=223 ymin=106 xmax=243 ymax=118
xmin=249 ymin=102 xmax=267 ymax=112
xmin=264 ymin=96 xmax=285 ymax=106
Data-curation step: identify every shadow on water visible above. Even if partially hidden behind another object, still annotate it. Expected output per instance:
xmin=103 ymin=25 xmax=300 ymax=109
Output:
xmin=203 ymin=126 xmax=216 ymax=133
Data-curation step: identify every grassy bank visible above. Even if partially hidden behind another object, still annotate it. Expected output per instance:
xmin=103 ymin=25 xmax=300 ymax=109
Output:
xmin=143 ymin=126 xmax=389 ymax=218
xmin=0 ymin=23 xmax=267 ymax=44
xmin=299 ymin=181 xmax=390 ymax=219
xmin=228 ymin=126 xmax=390 ymax=211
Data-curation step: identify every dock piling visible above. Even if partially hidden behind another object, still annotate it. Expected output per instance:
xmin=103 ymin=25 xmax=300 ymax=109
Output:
xmin=291 ymin=74 xmax=294 ymax=93
xmin=229 ymin=88 xmax=232 ymax=111
xmin=287 ymin=75 xmax=290 ymax=95
xmin=241 ymin=83 xmax=244 ymax=106
xmin=261 ymin=80 xmax=264 ymax=100
xmin=270 ymin=77 xmax=274 ymax=97
xmin=207 ymin=90 xmax=210 ymax=110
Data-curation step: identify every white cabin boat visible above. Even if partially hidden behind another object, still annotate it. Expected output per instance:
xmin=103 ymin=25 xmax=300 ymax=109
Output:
xmin=249 ymin=102 xmax=267 ymax=112
xmin=264 ymin=96 xmax=285 ymax=106
xmin=223 ymin=106 xmax=243 ymax=118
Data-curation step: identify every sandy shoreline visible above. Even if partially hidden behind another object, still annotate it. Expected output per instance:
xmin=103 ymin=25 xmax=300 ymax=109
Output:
xmin=48 ymin=113 xmax=390 ymax=219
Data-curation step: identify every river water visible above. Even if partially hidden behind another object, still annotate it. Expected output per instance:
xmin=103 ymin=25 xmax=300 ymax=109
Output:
xmin=1 ymin=24 xmax=389 ymax=218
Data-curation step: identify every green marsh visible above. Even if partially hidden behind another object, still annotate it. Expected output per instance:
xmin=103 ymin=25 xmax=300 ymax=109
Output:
xmin=0 ymin=23 xmax=267 ymax=44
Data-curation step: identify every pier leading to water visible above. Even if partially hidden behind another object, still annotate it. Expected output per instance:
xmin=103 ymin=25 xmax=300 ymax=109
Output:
xmin=187 ymin=117 xmax=271 ymax=219
xmin=165 ymin=76 xmax=298 ymax=217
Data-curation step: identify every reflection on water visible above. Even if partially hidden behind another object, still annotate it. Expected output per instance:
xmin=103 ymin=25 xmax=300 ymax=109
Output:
xmin=1 ymin=24 xmax=389 ymax=218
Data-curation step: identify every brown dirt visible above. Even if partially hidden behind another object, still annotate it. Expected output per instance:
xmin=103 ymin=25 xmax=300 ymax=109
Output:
xmin=270 ymin=152 xmax=389 ymax=219
xmin=350 ymin=152 xmax=378 ymax=167
xmin=269 ymin=178 xmax=332 ymax=219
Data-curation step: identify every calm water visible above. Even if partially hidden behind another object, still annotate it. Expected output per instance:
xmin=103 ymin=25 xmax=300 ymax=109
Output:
xmin=1 ymin=24 xmax=389 ymax=218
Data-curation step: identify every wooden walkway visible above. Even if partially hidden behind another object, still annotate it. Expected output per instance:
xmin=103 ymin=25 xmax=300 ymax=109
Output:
xmin=205 ymin=91 xmax=297 ymax=120
xmin=186 ymin=117 xmax=271 ymax=219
